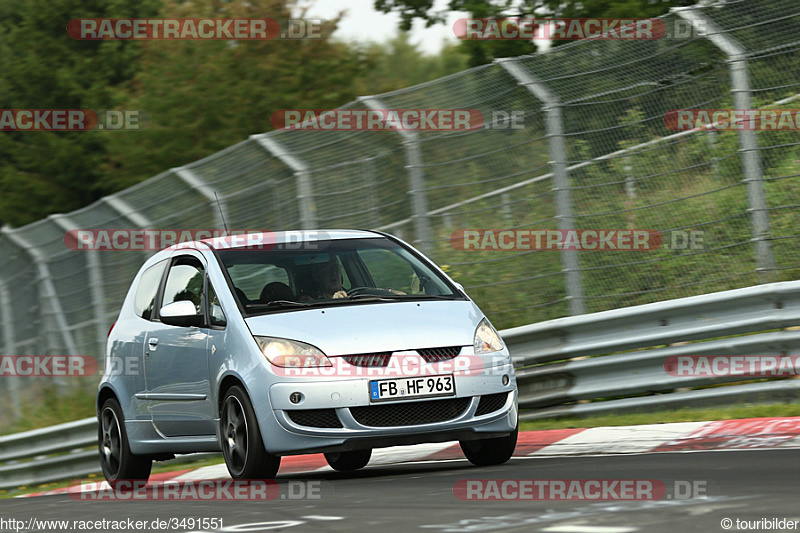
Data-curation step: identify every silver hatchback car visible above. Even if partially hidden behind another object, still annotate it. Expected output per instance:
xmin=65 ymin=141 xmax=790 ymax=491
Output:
xmin=97 ymin=230 xmax=517 ymax=483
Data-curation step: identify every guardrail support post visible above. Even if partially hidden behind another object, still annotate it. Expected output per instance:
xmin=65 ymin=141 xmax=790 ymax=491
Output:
xmin=252 ymin=134 xmax=317 ymax=230
xmin=497 ymin=59 xmax=585 ymax=315
xmin=0 ymin=279 xmax=21 ymax=418
xmin=50 ymin=214 xmax=108 ymax=365
xmin=674 ymin=7 xmax=776 ymax=281
xmin=359 ymin=96 xmax=434 ymax=259
xmin=173 ymin=167 xmax=230 ymax=231
xmin=362 ymin=157 xmax=382 ymax=228
xmin=1 ymin=226 xmax=79 ymax=391
xmin=102 ymin=195 xmax=155 ymax=263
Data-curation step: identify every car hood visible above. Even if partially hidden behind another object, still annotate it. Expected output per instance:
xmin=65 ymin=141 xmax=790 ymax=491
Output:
xmin=244 ymin=300 xmax=483 ymax=356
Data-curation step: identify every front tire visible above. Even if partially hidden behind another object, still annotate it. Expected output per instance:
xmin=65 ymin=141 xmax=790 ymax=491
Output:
xmin=324 ymin=449 xmax=372 ymax=472
xmin=460 ymin=425 xmax=518 ymax=466
xmin=98 ymin=398 xmax=152 ymax=486
xmin=220 ymin=385 xmax=281 ymax=479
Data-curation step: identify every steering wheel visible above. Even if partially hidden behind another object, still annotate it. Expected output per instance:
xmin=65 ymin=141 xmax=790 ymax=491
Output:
xmin=346 ymin=286 xmax=371 ymax=296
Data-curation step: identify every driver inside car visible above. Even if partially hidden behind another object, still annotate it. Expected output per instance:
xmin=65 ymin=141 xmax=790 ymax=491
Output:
xmin=308 ymin=256 xmax=348 ymax=299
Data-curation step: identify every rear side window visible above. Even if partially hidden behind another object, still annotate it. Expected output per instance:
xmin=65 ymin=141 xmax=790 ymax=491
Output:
xmin=133 ymin=259 xmax=168 ymax=320
xmin=163 ymin=258 xmax=205 ymax=315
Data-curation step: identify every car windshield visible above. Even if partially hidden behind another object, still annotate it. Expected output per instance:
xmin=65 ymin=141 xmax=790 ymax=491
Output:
xmin=215 ymin=237 xmax=462 ymax=315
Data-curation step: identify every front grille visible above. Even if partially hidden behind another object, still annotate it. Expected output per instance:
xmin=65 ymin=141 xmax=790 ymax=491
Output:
xmin=286 ymin=409 xmax=343 ymax=428
xmin=417 ymin=346 xmax=462 ymax=362
xmin=341 ymin=352 xmax=392 ymax=367
xmin=475 ymin=392 xmax=509 ymax=416
xmin=350 ymin=397 xmax=470 ymax=427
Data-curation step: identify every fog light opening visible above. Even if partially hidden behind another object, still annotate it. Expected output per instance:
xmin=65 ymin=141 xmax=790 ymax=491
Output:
xmin=289 ymin=392 xmax=303 ymax=404
xmin=502 ymin=374 xmax=509 ymax=386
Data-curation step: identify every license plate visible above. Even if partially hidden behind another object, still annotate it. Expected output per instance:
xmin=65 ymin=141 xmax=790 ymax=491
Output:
xmin=369 ymin=375 xmax=455 ymax=402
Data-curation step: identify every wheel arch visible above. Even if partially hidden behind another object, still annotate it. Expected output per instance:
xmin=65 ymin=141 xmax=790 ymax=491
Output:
xmin=217 ymin=374 xmax=246 ymax=415
xmin=97 ymin=385 xmax=119 ymax=415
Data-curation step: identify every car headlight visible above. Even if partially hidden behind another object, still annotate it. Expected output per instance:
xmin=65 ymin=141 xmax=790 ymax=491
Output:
xmin=254 ymin=336 xmax=332 ymax=368
xmin=474 ymin=318 xmax=504 ymax=355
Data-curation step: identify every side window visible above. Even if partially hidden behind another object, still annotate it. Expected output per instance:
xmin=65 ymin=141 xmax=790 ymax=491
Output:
xmin=208 ymin=282 xmax=226 ymax=327
xmin=162 ymin=257 xmax=205 ymax=315
xmin=134 ymin=259 xmax=168 ymax=320
xmin=358 ymin=249 xmax=418 ymax=294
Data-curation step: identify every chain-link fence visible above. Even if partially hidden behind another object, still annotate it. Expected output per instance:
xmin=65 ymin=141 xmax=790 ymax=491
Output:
xmin=1 ymin=0 xmax=799 ymax=421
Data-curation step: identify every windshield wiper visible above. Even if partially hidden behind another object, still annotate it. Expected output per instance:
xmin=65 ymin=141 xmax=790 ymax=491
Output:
xmin=346 ymin=294 xmax=400 ymax=302
xmin=384 ymin=294 xmax=458 ymax=301
xmin=259 ymin=300 xmax=313 ymax=309
xmin=347 ymin=293 xmax=457 ymax=302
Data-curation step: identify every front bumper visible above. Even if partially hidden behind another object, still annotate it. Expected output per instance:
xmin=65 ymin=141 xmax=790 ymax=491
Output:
xmin=259 ymin=357 xmax=517 ymax=455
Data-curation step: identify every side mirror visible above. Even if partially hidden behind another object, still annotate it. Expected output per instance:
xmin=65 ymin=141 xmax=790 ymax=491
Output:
xmin=160 ymin=300 xmax=204 ymax=328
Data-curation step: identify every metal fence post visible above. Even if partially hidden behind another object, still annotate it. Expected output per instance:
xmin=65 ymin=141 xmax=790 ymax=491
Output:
xmin=0 ymin=226 xmax=79 ymax=377
xmin=102 ymin=195 xmax=153 ymax=229
xmin=497 ymin=59 xmax=585 ymax=315
xmin=50 ymin=214 xmax=107 ymax=364
xmin=361 ymin=157 xmax=382 ymax=228
xmin=173 ymin=167 xmax=230 ymax=231
xmin=0 ymin=278 xmax=21 ymax=418
xmin=359 ymin=96 xmax=434 ymax=259
xmin=674 ymin=7 xmax=776 ymax=281
xmin=251 ymin=134 xmax=317 ymax=230
xmin=102 ymin=195 xmax=154 ymax=263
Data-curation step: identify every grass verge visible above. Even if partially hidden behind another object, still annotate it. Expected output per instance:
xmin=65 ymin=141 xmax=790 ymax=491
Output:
xmin=519 ymin=402 xmax=800 ymax=431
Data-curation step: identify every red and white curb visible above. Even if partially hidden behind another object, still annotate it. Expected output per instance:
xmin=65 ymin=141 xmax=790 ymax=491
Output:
xmin=17 ymin=416 xmax=800 ymax=498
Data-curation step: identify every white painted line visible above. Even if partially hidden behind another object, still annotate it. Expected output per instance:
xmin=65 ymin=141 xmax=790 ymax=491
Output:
xmin=174 ymin=462 xmax=230 ymax=481
xmin=775 ymin=435 xmax=800 ymax=448
xmin=302 ymin=515 xmax=345 ymax=521
xmin=541 ymin=525 xmax=638 ymax=533
xmin=368 ymin=441 xmax=456 ymax=465
xmin=532 ymin=422 xmax=707 ymax=456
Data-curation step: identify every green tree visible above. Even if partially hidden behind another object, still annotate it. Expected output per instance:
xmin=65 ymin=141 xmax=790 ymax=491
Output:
xmin=354 ymin=33 xmax=469 ymax=95
xmin=0 ymin=0 xmax=160 ymax=227
xmin=374 ymin=0 xmax=694 ymax=65
xmin=103 ymin=0 xmax=374 ymax=188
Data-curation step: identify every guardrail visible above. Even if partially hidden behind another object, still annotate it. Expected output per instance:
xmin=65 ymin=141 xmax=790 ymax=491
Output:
xmin=2 ymin=280 xmax=799 ymax=490
xmin=505 ymin=280 xmax=800 ymax=419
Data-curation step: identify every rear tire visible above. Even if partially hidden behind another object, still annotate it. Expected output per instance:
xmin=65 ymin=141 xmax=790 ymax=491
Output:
xmin=220 ymin=385 xmax=281 ymax=479
xmin=460 ymin=425 xmax=518 ymax=466
xmin=98 ymin=398 xmax=152 ymax=487
xmin=324 ymin=449 xmax=372 ymax=472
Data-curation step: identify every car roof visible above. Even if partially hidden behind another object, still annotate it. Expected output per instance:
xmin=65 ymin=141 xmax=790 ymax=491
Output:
xmin=197 ymin=229 xmax=384 ymax=250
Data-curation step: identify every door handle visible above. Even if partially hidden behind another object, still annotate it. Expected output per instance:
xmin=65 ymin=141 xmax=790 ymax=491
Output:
xmin=148 ymin=338 xmax=159 ymax=350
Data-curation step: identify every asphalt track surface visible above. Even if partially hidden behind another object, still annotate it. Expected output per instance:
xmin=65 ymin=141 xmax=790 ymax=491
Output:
xmin=2 ymin=449 xmax=798 ymax=532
